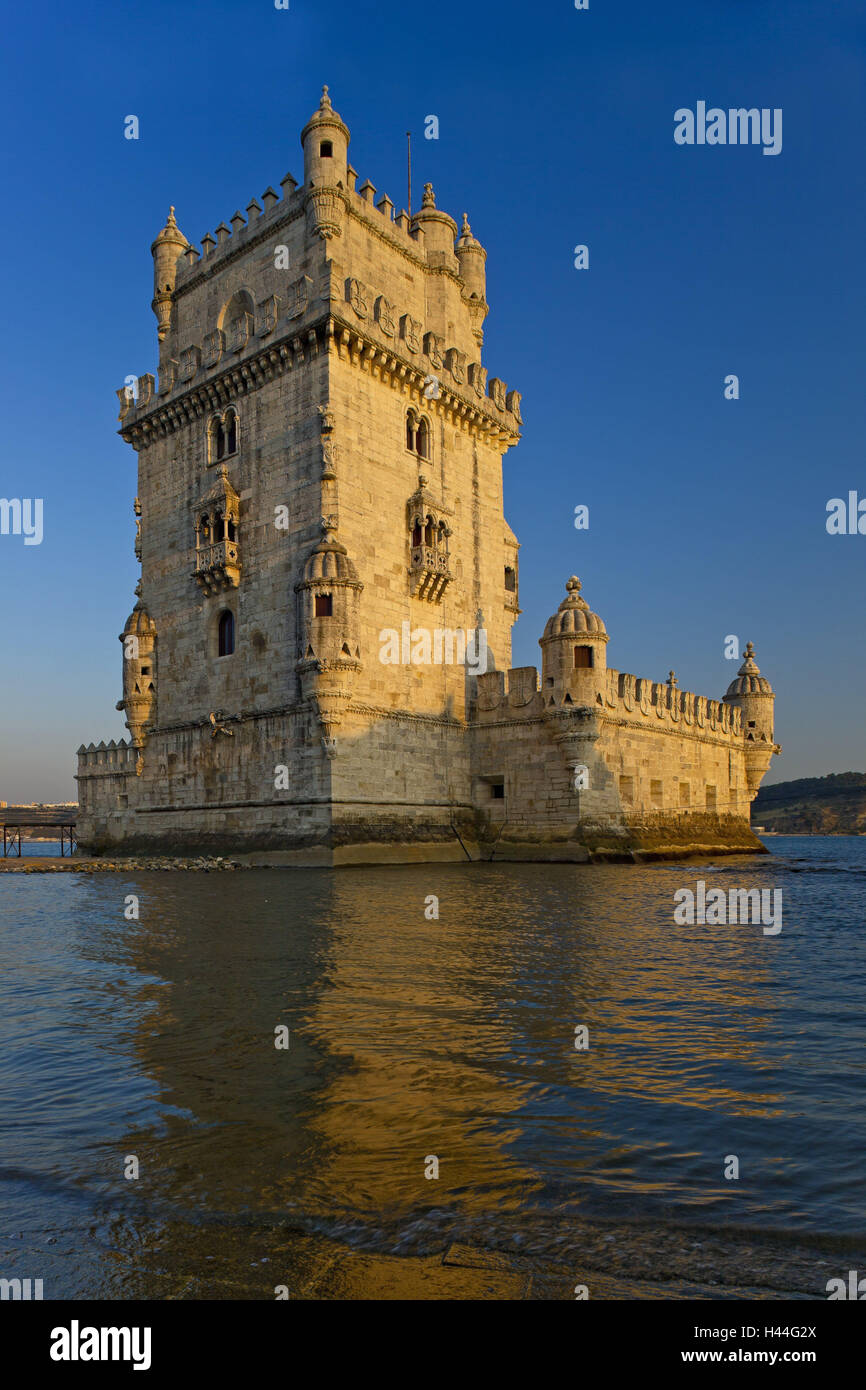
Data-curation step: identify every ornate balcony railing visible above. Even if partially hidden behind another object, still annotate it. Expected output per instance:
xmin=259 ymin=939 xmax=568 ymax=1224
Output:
xmin=194 ymin=539 xmax=241 ymax=593
xmin=409 ymin=544 xmax=451 ymax=601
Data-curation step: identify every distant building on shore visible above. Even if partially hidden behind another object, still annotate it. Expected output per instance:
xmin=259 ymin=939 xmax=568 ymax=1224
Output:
xmin=75 ymin=89 xmax=779 ymax=864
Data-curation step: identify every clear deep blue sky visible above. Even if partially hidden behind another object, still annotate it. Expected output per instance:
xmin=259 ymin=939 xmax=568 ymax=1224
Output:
xmin=1 ymin=0 xmax=863 ymax=801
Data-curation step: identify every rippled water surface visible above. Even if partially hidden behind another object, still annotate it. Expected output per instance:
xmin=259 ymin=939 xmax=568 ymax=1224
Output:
xmin=1 ymin=837 xmax=864 ymax=1298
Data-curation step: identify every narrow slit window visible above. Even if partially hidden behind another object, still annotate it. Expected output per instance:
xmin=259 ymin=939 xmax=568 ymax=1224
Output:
xmin=218 ymin=610 xmax=235 ymax=657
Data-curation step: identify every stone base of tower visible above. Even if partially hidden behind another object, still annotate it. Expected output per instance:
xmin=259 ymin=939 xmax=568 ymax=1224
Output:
xmin=473 ymin=813 xmax=767 ymax=864
xmin=75 ymin=675 xmax=773 ymax=864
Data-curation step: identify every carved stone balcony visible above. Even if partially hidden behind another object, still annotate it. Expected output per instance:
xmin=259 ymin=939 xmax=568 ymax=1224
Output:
xmin=409 ymin=545 xmax=452 ymax=602
xmin=194 ymin=539 xmax=241 ymax=594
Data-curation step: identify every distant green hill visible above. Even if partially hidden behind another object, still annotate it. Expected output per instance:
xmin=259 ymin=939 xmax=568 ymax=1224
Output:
xmin=752 ymin=772 xmax=866 ymax=834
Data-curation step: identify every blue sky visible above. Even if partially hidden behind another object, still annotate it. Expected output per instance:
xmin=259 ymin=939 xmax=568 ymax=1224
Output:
xmin=1 ymin=0 xmax=864 ymax=801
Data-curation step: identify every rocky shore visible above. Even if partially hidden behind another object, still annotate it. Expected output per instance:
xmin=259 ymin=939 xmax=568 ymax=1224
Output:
xmin=0 ymin=856 xmax=244 ymax=873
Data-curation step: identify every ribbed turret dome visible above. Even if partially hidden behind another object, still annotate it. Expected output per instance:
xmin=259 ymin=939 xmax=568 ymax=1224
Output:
xmin=122 ymin=604 xmax=156 ymax=638
xmin=542 ymin=577 xmax=607 ymax=640
xmin=302 ymin=526 xmax=359 ymax=585
xmin=725 ymin=642 xmax=773 ymax=697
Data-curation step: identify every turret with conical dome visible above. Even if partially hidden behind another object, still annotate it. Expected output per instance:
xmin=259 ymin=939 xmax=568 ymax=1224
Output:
xmin=151 ymin=207 xmax=188 ymax=344
xmin=117 ymin=599 xmax=157 ymax=749
xmin=456 ymin=213 xmax=488 ymax=345
xmin=295 ymin=521 xmax=363 ymax=748
xmin=301 ymin=85 xmax=351 ymax=239
xmin=723 ymin=641 xmax=778 ymax=794
xmin=412 ymin=183 xmax=458 ymax=271
xmin=539 ymin=576 xmax=608 ymax=709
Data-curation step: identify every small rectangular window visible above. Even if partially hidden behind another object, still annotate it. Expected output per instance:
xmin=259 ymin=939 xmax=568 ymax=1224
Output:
xmin=706 ymin=785 xmax=717 ymax=810
xmin=679 ymin=783 xmax=691 ymax=808
xmin=650 ymin=779 xmax=663 ymax=807
xmin=574 ymin=646 xmax=593 ymax=669
xmin=315 ymin=594 xmax=333 ymax=617
xmin=619 ymin=775 xmax=635 ymax=804
xmin=490 ymin=778 xmax=505 ymax=800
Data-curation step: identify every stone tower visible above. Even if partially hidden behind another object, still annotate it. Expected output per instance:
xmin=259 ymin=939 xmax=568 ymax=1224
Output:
xmin=76 ymin=89 xmax=777 ymax=863
xmin=78 ymin=87 xmax=522 ymax=856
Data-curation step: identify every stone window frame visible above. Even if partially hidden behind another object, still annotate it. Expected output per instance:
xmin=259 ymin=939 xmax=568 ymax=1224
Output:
xmin=405 ymin=408 xmax=432 ymax=463
xmin=208 ymin=406 xmax=240 ymax=467
xmin=212 ymin=605 xmax=237 ymax=659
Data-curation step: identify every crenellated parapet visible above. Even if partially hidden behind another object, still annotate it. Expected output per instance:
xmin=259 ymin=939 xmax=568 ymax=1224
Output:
xmin=602 ymin=669 xmax=743 ymax=738
xmin=77 ymin=740 xmax=137 ymax=772
xmin=76 ymin=740 xmax=137 ymax=816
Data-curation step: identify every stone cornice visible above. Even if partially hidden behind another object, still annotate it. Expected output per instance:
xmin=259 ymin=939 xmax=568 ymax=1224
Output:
xmin=328 ymin=310 xmax=520 ymax=447
xmin=121 ymin=312 xmax=520 ymax=451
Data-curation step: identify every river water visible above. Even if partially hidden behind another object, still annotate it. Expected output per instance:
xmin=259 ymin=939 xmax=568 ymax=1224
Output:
xmin=1 ymin=836 xmax=864 ymax=1299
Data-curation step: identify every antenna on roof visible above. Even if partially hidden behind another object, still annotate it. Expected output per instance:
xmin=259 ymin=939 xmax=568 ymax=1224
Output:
xmin=406 ymin=130 xmax=412 ymax=218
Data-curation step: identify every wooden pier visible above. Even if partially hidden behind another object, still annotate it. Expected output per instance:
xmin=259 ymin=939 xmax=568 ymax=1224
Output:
xmin=0 ymin=805 xmax=78 ymax=857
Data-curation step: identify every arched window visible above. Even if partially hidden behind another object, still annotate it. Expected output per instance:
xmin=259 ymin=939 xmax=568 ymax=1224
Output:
xmin=227 ymin=517 xmax=236 ymax=542
xmin=406 ymin=411 xmax=417 ymax=452
xmin=411 ymin=517 xmax=423 ymax=547
xmin=416 ymin=417 xmax=430 ymax=460
xmin=218 ymin=610 xmax=235 ymax=657
xmin=424 ymin=516 xmax=434 ymax=547
xmin=200 ymin=515 xmax=211 ymax=539
xmin=208 ymin=411 xmax=238 ymax=465
xmin=504 ymin=566 xmax=516 ymax=592
xmin=225 ymin=409 xmax=237 ymax=455
xmin=437 ymin=520 xmax=448 ymax=551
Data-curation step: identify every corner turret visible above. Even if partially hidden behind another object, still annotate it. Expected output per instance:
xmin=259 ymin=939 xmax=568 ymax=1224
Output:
xmin=301 ymin=85 xmax=350 ymax=238
xmin=412 ymin=184 xmax=458 ymax=271
xmin=723 ymin=641 xmax=779 ymax=794
xmin=295 ymin=520 xmax=363 ymax=751
xmin=540 ymin=577 xmax=608 ymax=710
xmin=117 ymin=599 xmax=157 ymax=750
xmin=150 ymin=207 xmax=188 ymax=343
xmin=456 ymin=213 xmax=489 ymax=345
